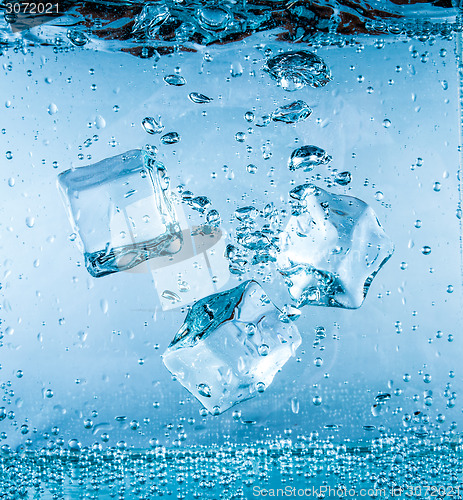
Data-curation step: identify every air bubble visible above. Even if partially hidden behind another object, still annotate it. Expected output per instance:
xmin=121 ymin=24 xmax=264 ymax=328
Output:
xmin=48 ymin=103 xmax=58 ymax=115
xmin=246 ymin=164 xmax=257 ymax=174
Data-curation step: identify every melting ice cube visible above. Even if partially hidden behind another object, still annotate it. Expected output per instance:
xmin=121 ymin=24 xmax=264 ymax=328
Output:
xmin=58 ymin=149 xmax=182 ymax=277
xmin=162 ymin=280 xmax=301 ymax=414
xmin=277 ymin=184 xmax=394 ymax=309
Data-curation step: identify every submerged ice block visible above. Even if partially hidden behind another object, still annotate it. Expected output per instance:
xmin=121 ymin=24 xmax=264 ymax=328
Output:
xmin=58 ymin=149 xmax=182 ymax=277
xmin=277 ymin=184 xmax=394 ymax=309
xmin=163 ymin=280 xmax=301 ymax=414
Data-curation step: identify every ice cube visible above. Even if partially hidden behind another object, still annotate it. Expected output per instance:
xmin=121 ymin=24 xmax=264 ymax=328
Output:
xmin=58 ymin=149 xmax=182 ymax=277
xmin=277 ymin=184 xmax=394 ymax=309
xmin=162 ymin=280 xmax=301 ymax=414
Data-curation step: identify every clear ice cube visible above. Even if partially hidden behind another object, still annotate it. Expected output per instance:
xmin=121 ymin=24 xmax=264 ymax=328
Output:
xmin=277 ymin=184 xmax=394 ymax=309
xmin=58 ymin=149 xmax=182 ymax=277
xmin=162 ymin=280 xmax=301 ymax=414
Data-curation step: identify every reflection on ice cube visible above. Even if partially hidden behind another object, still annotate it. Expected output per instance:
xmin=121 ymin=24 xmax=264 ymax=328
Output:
xmin=120 ymin=195 xmax=231 ymax=310
xmin=163 ymin=280 xmax=301 ymax=414
xmin=153 ymin=225 xmax=230 ymax=310
xmin=277 ymin=184 xmax=394 ymax=309
xmin=57 ymin=149 xmax=182 ymax=277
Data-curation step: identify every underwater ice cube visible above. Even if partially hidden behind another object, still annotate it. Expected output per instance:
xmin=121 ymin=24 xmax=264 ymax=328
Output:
xmin=277 ymin=184 xmax=394 ymax=309
xmin=58 ymin=149 xmax=182 ymax=277
xmin=163 ymin=280 xmax=301 ymax=414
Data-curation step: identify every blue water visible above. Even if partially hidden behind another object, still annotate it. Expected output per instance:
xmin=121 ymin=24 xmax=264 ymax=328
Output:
xmin=0 ymin=2 xmax=462 ymax=496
